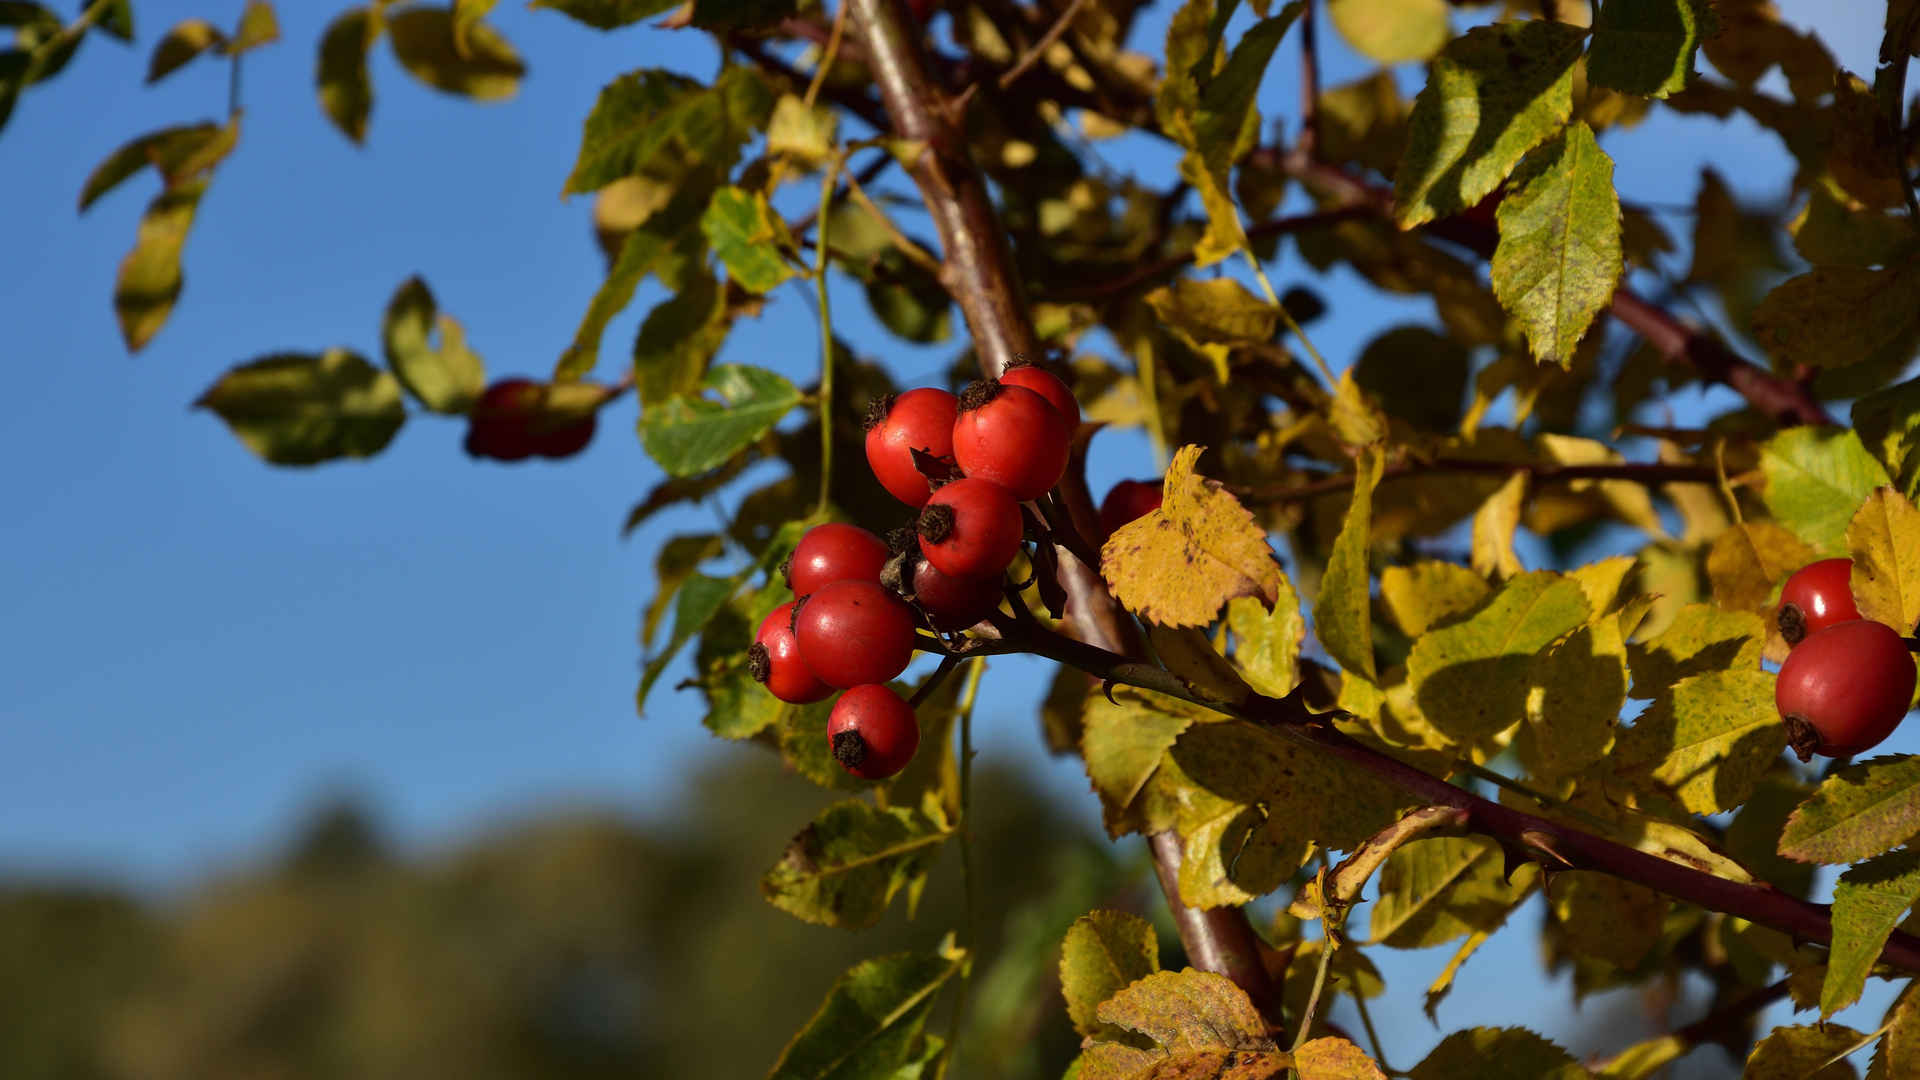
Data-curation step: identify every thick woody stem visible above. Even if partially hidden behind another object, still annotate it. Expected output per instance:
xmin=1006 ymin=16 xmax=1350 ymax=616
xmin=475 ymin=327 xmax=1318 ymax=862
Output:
xmin=843 ymin=0 xmax=1279 ymax=1016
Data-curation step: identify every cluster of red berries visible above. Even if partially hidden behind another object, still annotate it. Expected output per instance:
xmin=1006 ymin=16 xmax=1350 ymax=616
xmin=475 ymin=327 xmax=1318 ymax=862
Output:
xmin=746 ymin=360 xmax=1081 ymax=780
xmin=1774 ymin=558 xmax=1917 ymax=759
xmin=465 ymin=378 xmax=598 ymax=461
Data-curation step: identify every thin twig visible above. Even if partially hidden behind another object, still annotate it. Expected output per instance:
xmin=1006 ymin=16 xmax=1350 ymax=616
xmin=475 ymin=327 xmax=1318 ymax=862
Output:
xmin=1237 ymin=457 xmax=1723 ymax=503
xmin=935 ymin=658 xmax=987 ymax=1080
xmin=1297 ymin=0 xmax=1319 ymax=161
xmin=813 ymin=157 xmax=844 ymax=517
xmin=844 ymin=168 xmax=945 ymax=276
xmin=998 ymin=0 xmax=1087 ymax=90
xmin=1038 ymin=206 xmax=1371 ymax=301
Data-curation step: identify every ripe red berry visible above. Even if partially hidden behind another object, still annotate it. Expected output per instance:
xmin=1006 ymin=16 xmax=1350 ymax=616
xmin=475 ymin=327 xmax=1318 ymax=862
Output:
xmin=865 ymin=388 xmax=959 ymax=507
xmin=794 ymin=580 xmax=918 ymax=689
xmin=465 ymin=377 xmax=598 ymax=461
xmin=827 ymin=684 xmax=921 ymax=779
xmin=951 ymin=380 xmax=1071 ymax=501
xmin=1099 ymin=478 xmax=1163 ymax=537
xmin=905 ymin=555 xmax=1003 ymax=631
xmin=747 ymin=601 xmax=833 ymax=705
xmin=530 ymin=412 xmax=596 ymax=459
xmin=1778 ymin=558 xmax=1862 ymax=646
xmin=786 ymin=523 xmax=889 ymax=596
xmin=999 ymin=359 xmax=1081 ymax=430
xmin=1776 ymin=619 xmax=1917 ymax=760
xmin=917 ymin=477 xmax=1024 ymax=580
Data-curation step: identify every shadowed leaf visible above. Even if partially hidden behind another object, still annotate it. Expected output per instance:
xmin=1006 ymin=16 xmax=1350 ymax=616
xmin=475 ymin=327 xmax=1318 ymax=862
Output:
xmin=195 ymin=349 xmax=406 ymax=465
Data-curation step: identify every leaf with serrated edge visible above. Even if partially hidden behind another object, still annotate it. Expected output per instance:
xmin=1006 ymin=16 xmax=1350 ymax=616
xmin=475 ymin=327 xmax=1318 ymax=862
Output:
xmin=1849 ymin=488 xmax=1920 ymax=636
xmin=760 ymin=800 xmax=950 ymax=930
xmin=1470 ymin=470 xmax=1526 ymax=579
xmin=1313 ymin=447 xmax=1383 ymax=679
xmin=564 ymin=66 xmax=770 ymax=196
xmin=1367 ymin=835 xmax=1522 ymax=948
xmin=1824 ymin=849 xmax=1920 ymax=1017
xmin=1741 ymin=1024 xmax=1864 ymax=1079
xmin=1393 ymin=20 xmax=1586 ymax=227
xmin=638 ymin=364 xmax=800 ymax=477
xmin=702 ymin=185 xmax=798 ymax=293
xmin=1408 ymin=1027 xmax=1587 ymax=1080
xmin=1381 ymin=562 xmax=1490 ymax=637
xmin=1780 ymin=755 xmax=1920 ymax=864
xmin=1613 ymin=668 xmax=1781 ymax=814
xmin=1081 ymin=687 xmax=1209 ymax=837
xmin=1707 ymin=521 xmax=1815 ymax=615
xmin=1408 ymin=571 xmax=1590 ymax=749
xmin=1295 ymin=1037 xmax=1387 ymax=1080
xmin=1093 ymin=969 xmax=1274 ymax=1055
xmin=1227 ymin=587 xmax=1303 ymax=699
xmin=767 ymin=945 xmax=965 ymax=1080
xmin=1517 ymin=622 xmax=1624 ymax=780
xmin=1144 ymin=278 xmax=1277 ymax=382
xmin=1059 ymin=911 xmax=1160 ymax=1039
xmin=1491 ymin=123 xmax=1622 ymax=366
xmin=1586 ymin=0 xmax=1710 ymax=98
xmin=1884 ymin=982 xmax=1920 ymax=1080
xmin=1102 ymin=445 xmax=1282 ymax=629
xmin=1625 ymin=603 xmax=1765 ymax=698
xmin=1762 ymin=427 xmax=1896 ymax=551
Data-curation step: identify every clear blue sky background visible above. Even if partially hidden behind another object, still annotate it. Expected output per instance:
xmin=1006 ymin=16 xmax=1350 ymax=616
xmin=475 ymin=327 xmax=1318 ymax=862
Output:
xmin=1 ymin=0 xmax=1909 ymax=1069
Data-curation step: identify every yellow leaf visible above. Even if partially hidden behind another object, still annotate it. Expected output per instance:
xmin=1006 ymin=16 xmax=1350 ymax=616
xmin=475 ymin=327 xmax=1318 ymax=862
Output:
xmin=1329 ymin=369 xmax=1387 ymax=448
xmin=1102 ymin=446 xmax=1282 ymax=628
xmin=1295 ymin=1036 xmax=1388 ymax=1080
xmin=1706 ymin=520 xmax=1814 ymax=615
xmin=1314 ymin=448 xmax=1385 ymax=679
xmin=1144 ymin=277 xmax=1277 ymax=383
xmin=1848 ymin=487 xmax=1920 ymax=636
xmin=1227 ymin=587 xmax=1304 ymax=699
xmin=1381 ymin=561 xmax=1491 ymax=636
xmin=1146 ymin=624 xmax=1252 ymax=707
xmin=1471 ymin=470 xmax=1527 ymax=579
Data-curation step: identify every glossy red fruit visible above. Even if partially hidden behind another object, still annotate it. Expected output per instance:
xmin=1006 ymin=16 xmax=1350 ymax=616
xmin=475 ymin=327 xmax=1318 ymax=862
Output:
xmin=1775 ymin=619 xmax=1917 ymax=760
xmin=794 ymin=580 xmax=918 ymax=689
xmin=827 ymin=684 xmax=921 ymax=779
xmin=865 ymin=388 xmax=959 ymax=507
xmin=787 ymin=523 xmax=889 ymax=596
xmin=747 ymin=602 xmax=833 ymax=705
xmin=999 ymin=360 xmax=1081 ymax=430
xmin=917 ymin=477 xmax=1024 ymax=580
xmin=906 ymin=555 xmax=1002 ymax=632
xmin=1778 ymin=558 xmax=1862 ymax=646
xmin=951 ymin=380 xmax=1071 ymax=501
xmin=1099 ymin=479 xmax=1163 ymax=538
xmin=465 ymin=378 xmax=545 ymax=461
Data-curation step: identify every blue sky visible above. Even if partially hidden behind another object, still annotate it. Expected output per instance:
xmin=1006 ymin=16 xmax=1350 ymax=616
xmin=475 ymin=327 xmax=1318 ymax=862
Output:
xmin=1 ymin=0 xmax=1910 ymax=1069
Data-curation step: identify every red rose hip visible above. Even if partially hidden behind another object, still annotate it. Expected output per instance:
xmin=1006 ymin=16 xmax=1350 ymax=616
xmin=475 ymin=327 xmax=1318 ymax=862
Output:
xmin=1098 ymin=478 xmax=1163 ymax=537
xmin=827 ymin=684 xmax=921 ymax=779
xmin=793 ymin=580 xmax=918 ymax=688
xmin=1778 ymin=558 xmax=1862 ymax=646
xmin=917 ymin=477 xmax=1024 ymax=580
xmin=748 ymin=601 xmax=833 ymax=705
xmin=998 ymin=359 xmax=1081 ymax=430
xmin=786 ymin=523 xmax=889 ymax=596
xmin=865 ymin=388 xmax=959 ymax=508
xmin=904 ymin=555 xmax=1003 ymax=631
xmin=1775 ymin=619 xmax=1916 ymax=759
xmin=951 ymin=380 xmax=1071 ymax=501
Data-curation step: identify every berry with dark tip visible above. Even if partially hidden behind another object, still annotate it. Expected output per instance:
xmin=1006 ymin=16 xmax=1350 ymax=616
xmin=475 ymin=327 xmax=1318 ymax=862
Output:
xmin=793 ymin=580 xmax=919 ymax=689
xmin=950 ymin=380 xmax=1071 ymax=501
xmin=749 ymin=601 xmax=833 ymax=704
xmin=827 ymin=684 xmax=920 ymax=779
xmin=917 ymin=477 xmax=1024 ymax=580
xmin=1777 ymin=558 xmax=1862 ymax=646
xmin=1776 ymin=619 xmax=1916 ymax=760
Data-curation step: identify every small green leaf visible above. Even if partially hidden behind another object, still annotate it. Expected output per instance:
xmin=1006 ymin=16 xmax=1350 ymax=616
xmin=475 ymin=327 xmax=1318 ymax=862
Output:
xmin=1393 ymin=20 xmax=1586 ymax=227
xmin=1080 ymin=687 xmax=1206 ymax=836
xmin=528 ymin=0 xmax=677 ymax=29
xmin=767 ymin=92 xmax=837 ymax=166
xmin=195 ymin=349 xmax=406 ymax=465
xmin=1751 ymin=256 xmax=1920 ymax=370
xmin=386 ymin=5 xmax=523 ymax=100
xmin=643 ymin=533 xmax=726 ymax=646
xmin=1409 ymin=1028 xmax=1586 ymax=1080
xmin=638 ymin=364 xmax=800 ymax=476
xmin=633 ymin=269 xmax=728 ymax=406
xmin=1587 ymin=0 xmax=1711 ymax=98
xmin=638 ymin=571 xmax=733 ymax=707
xmin=1490 ymin=122 xmax=1622 ymax=367
xmin=146 ymin=18 xmax=225 ymax=83
xmin=767 ymin=946 xmax=966 ymax=1080
xmin=1144 ymin=277 xmax=1277 ymax=381
xmin=563 ymin=65 xmax=771 ymax=196
xmin=1313 ymin=448 xmax=1383 ymax=681
xmin=1779 ymin=755 xmax=1920 ymax=864
xmin=1326 ymin=0 xmax=1447 ymax=63
xmin=760 ymin=800 xmax=951 ymax=930
xmin=1059 ymin=911 xmax=1161 ymax=1040
xmin=381 ymin=276 xmax=485 ymax=413
xmin=1515 ymin=622 xmax=1625 ymax=780
xmin=317 ymin=7 xmax=378 ymax=143
xmin=1824 ymin=849 xmax=1920 ymax=1017
xmin=1624 ymin=603 xmax=1764 ymax=697
xmin=1760 ymin=426 xmax=1893 ymax=551
xmin=115 ymin=178 xmax=209 ymax=351
xmin=701 ymin=185 xmax=798 ymax=293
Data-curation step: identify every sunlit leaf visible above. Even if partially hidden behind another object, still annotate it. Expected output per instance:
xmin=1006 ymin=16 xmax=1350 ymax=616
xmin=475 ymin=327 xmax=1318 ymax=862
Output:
xmin=1144 ymin=277 xmax=1276 ymax=382
xmin=1080 ymin=687 xmax=1208 ymax=836
xmin=767 ymin=945 xmax=966 ymax=1080
xmin=556 ymin=180 xmax=709 ymax=382
xmin=386 ymin=5 xmax=523 ymax=100
xmin=1614 ymin=668 xmax=1781 ymax=815
xmin=115 ymin=178 xmax=210 ymax=351
xmin=1227 ymin=586 xmax=1303 ymax=699
xmin=1408 ymin=1028 xmax=1586 ymax=1080
xmin=638 ymin=364 xmax=800 ymax=477
xmin=1490 ymin=122 xmax=1622 ymax=367
xmin=227 ymin=1 xmax=279 ymax=54
xmin=529 ymin=0 xmax=678 ymax=29
xmin=701 ymin=185 xmax=798 ymax=294
xmin=381 ymin=276 xmax=485 ymax=413
xmin=1848 ymin=487 xmax=1920 ymax=635
xmin=1823 ymin=849 xmax=1920 ymax=1017
xmin=760 ymin=800 xmax=950 ymax=930
xmin=146 ymin=18 xmax=224 ymax=83
xmin=563 ymin=65 xmax=771 ymax=196
xmin=77 ymin=122 xmax=228 ymax=211
xmin=1313 ymin=447 xmax=1383 ymax=680
xmin=195 ymin=349 xmax=406 ymax=465
xmin=1625 ymin=603 xmax=1764 ymax=695
xmin=1368 ymin=835 xmax=1524 ymax=948
xmin=1101 ymin=445 xmax=1283 ymax=629
xmin=1326 ymin=0 xmax=1446 ymax=63
xmin=1760 ymin=426 xmax=1893 ymax=551
xmin=1407 ymin=571 xmax=1589 ymax=748
xmin=1381 ymin=562 xmax=1490 ymax=638
xmin=1059 ymin=910 xmax=1160 ymax=1039
xmin=1741 ymin=1024 xmax=1864 ymax=1079
xmin=1079 ymin=970 xmax=1284 ymax=1080
xmin=1779 ymin=755 xmax=1920 ymax=864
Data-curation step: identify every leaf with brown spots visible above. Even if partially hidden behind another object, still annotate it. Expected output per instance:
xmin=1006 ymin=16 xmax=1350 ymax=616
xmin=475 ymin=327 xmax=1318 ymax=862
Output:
xmin=1102 ymin=445 xmax=1283 ymax=629
xmin=1077 ymin=970 xmax=1287 ymax=1080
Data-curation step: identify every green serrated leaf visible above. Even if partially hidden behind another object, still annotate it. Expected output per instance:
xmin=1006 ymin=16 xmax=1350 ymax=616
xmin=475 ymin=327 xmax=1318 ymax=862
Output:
xmin=1515 ymin=622 xmax=1625 ymax=780
xmin=768 ymin=946 xmax=966 ymax=1080
xmin=381 ymin=276 xmax=485 ymax=413
xmin=1088 ymin=970 xmax=1278 ymax=1069
xmin=1393 ymin=20 xmax=1586 ymax=227
xmin=528 ymin=0 xmax=677 ymax=29
xmin=1613 ymin=668 xmax=1782 ymax=815
xmin=1625 ymin=603 xmax=1765 ymax=698
xmin=761 ymin=800 xmax=951 ymax=930
xmin=1409 ymin=1028 xmax=1587 ymax=1080
xmin=1314 ymin=448 xmax=1383 ymax=681
xmin=195 ymin=349 xmax=406 ymax=465
xmin=563 ymin=65 xmax=771 ymax=196
xmin=1080 ymin=687 xmax=1207 ymax=836
xmin=317 ymin=7 xmax=378 ymax=143
xmin=638 ymin=363 xmax=800 ymax=477
xmin=556 ymin=179 xmax=709 ymax=382
xmin=1407 ymin=571 xmax=1590 ymax=748
xmin=1227 ymin=585 xmax=1302 ymax=699
xmin=1587 ymin=0 xmax=1710 ymax=98
xmin=1760 ymin=426 xmax=1893 ymax=551
xmin=1742 ymin=1024 xmax=1865 ymax=1079
xmin=1059 ymin=910 xmax=1160 ymax=1040
xmin=1824 ymin=849 xmax=1920 ymax=1017
xmin=1326 ymin=0 xmax=1447 ymax=63
xmin=702 ymin=185 xmax=798 ymax=293
xmin=1780 ymin=755 xmax=1920 ymax=864
xmin=1751 ymin=255 xmax=1920 ymax=370
xmin=1490 ymin=122 xmax=1622 ymax=367
xmin=386 ymin=5 xmax=522 ymax=100
xmin=1855 ymin=376 xmax=1920 ymax=503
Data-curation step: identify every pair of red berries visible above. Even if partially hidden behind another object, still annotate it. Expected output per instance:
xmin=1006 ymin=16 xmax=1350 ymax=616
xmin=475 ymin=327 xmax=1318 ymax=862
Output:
xmin=1773 ymin=558 xmax=1917 ymax=759
xmin=464 ymin=378 xmax=598 ymax=461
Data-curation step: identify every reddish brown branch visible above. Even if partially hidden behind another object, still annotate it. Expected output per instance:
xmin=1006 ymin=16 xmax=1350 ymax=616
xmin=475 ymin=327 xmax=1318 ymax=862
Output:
xmin=1237 ymin=458 xmax=1723 ymax=503
xmin=1297 ymin=0 xmax=1320 ymax=160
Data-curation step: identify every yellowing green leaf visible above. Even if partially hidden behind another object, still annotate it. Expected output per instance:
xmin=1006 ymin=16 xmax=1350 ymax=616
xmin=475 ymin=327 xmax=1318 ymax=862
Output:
xmin=146 ymin=18 xmax=225 ymax=83
xmin=1471 ymin=470 xmax=1527 ymax=580
xmin=1408 ymin=571 xmax=1589 ymax=748
xmin=1751 ymin=256 xmax=1920 ymax=370
xmin=1741 ymin=1024 xmax=1864 ymax=1080
xmin=115 ymin=179 xmax=207 ymax=352
xmin=228 ymin=0 xmax=280 ymax=54
xmin=1848 ymin=487 xmax=1920 ymax=635
xmin=760 ymin=800 xmax=950 ymax=930
xmin=1793 ymin=177 xmax=1918 ymax=268
xmin=1059 ymin=911 xmax=1161 ymax=1039
xmin=1086 ymin=970 xmax=1277 ymax=1072
xmin=1295 ymin=1037 xmax=1387 ymax=1080
xmin=1538 ymin=435 xmax=1667 ymax=537
xmin=1393 ymin=20 xmax=1587 ymax=227
xmin=563 ymin=66 xmax=771 ymax=196
xmin=1144 ymin=278 xmax=1276 ymax=382
xmin=1381 ymin=562 xmax=1491 ymax=637
xmin=1227 ymin=587 xmax=1303 ymax=698
xmin=1548 ymin=870 xmax=1668 ymax=970
xmin=557 ymin=181 xmax=709 ymax=382
xmin=1409 ymin=1028 xmax=1587 ymax=1080
xmin=1101 ymin=445 xmax=1282 ymax=629
xmin=317 ymin=7 xmax=379 ymax=143
xmin=381 ymin=276 xmax=485 ymax=413
xmin=1706 ymin=520 xmax=1815 ymax=615
xmin=1614 ymin=668 xmax=1781 ymax=815
xmin=1367 ymin=835 xmax=1524 ymax=948
xmin=529 ymin=0 xmax=679 ymax=30
xmin=1326 ymin=0 xmax=1446 ymax=63
xmin=767 ymin=93 xmax=837 ymax=166
xmin=1625 ymin=603 xmax=1765 ymax=695
xmin=77 ymin=122 xmax=229 ymax=212
xmin=1328 ymin=370 xmax=1387 ymax=448
xmin=1760 ymin=426 xmax=1893 ymax=551
xmin=767 ymin=945 xmax=965 ymax=1080
xmin=1823 ymin=849 xmax=1920 ymax=1017
xmin=1586 ymin=0 xmax=1711 ymax=98
xmin=1081 ymin=687 xmax=1208 ymax=836
xmin=386 ymin=5 xmax=523 ymax=101
xmin=638 ymin=364 xmax=799 ymax=476
xmin=1885 ymin=983 xmax=1920 ymax=1080
xmin=1490 ymin=122 xmax=1622 ymax=367
xmin=1854 ymin=376 xmax=1920 ymax=504
xmin=633 ymin=269 xmax=728 ymax=405
xmin=1314 ymin=448 xmax=1384 ymax=680
xmin=1779 ymin=755 xmax=1920 ymax=864
xmin=701 ymin=185 xmax=798 ymax=294
xmin=1517 ymin=623 xmax=1625 ymax=779
xmin=195 ymin=349 xmax=406 ymax=465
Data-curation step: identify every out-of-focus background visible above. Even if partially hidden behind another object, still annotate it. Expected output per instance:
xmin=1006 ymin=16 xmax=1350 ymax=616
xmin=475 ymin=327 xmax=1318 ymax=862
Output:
xmin=2 ymin=1 xmax=1910 ymax=1076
